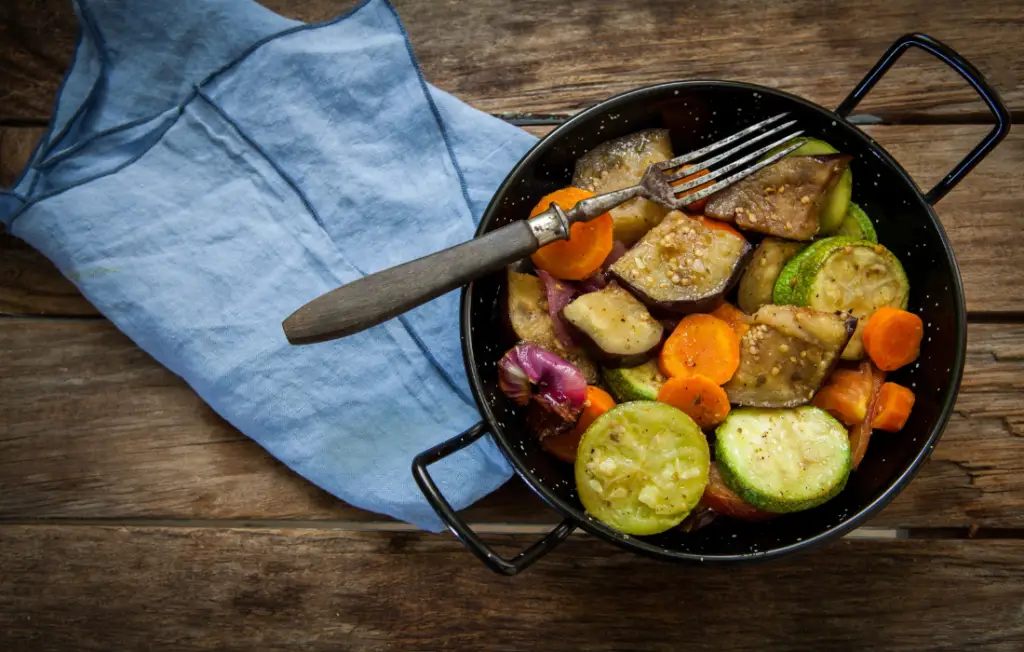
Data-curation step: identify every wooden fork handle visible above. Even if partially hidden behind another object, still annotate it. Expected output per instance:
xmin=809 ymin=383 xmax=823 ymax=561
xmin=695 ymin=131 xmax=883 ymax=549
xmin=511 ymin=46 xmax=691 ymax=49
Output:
xmin=283 ymin=219 xmax=543 ymax=345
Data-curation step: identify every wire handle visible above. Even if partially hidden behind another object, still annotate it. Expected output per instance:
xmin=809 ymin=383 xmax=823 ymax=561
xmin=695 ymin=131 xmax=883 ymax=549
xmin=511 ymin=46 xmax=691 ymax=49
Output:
xmin=836 ymin=33 xmax=1010 ymax=205
xmin=412 ymin=422 xmax=576 ymax=576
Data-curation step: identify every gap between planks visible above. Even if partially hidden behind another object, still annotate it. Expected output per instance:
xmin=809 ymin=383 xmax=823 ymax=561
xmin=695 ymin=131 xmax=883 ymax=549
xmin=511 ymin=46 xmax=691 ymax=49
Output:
xmin=0 ymin=518 xmax=906 ymax=538
xmin=4 ymin=520 xmax=1021 ymax=541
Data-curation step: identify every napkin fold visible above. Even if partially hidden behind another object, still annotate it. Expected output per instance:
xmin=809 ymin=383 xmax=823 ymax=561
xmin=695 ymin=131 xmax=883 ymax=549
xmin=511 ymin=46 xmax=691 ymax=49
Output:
xmin=1 ymin=0 xmax=539 ymax=529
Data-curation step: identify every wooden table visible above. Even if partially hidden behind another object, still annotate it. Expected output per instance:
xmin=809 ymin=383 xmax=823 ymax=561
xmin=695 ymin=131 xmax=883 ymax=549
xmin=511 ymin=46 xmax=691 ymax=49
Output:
xmin=2 ymin=1 xmax=1023 ymax=649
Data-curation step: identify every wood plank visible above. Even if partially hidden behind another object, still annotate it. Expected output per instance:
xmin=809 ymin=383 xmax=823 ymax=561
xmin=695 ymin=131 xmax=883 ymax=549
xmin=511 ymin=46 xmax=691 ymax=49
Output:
xmin=1 ymin=526 xmax=1022 ymax=651
xmin=2 ymin=0 xmax=1022 ymax=123
xmin=3 ymin=124 xmax=1022 ymax=314
xmin=1 ymin=319 xmax=1021 ymax=528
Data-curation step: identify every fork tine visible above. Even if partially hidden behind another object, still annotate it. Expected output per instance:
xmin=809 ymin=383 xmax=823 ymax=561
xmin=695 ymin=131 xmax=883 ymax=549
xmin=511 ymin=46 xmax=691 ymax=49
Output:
xmin=658 ymin=112 xmax=790 ymax=170
xmin=665 ymin=120 xmax=799 ymax=183
xmin=672 ymin=137 xmax=807 ymax=206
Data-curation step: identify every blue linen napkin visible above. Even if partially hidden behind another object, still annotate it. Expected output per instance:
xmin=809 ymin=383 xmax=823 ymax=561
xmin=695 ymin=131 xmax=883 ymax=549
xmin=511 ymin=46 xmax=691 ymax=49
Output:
xmin=1 ymin=0 xmax=540 ymax=530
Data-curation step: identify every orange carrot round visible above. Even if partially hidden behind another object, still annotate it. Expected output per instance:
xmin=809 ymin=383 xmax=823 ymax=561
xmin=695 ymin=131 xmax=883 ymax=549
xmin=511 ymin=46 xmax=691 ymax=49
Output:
xmin=529 ymin=187 xmax=614 ymax=280
xmin=542 ymin=385 xmax=616 ymax=463
xmin=657 ymin=375 xmax=731 ymax=429
xmin=871 ymin=382 xmax=916 ymax=432
xmin=812 ymin=367 xmax=873 ymax=425
xmin=659 ymin=314 xmax=740 ymax=384
xmin=671 ymin=167 xmax=714 ymax=213
xmin=862 ymin=307 xmax=924 ymax=371
xmin=710 ymin=301 xmax=751 ymax=338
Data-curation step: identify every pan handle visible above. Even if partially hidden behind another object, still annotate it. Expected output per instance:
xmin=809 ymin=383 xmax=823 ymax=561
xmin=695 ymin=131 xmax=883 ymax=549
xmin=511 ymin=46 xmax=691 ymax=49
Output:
xmin=835 ymin=33 xmax=1010 ymax=205
xmin=412 ymin=422 xmax=576 ymax=576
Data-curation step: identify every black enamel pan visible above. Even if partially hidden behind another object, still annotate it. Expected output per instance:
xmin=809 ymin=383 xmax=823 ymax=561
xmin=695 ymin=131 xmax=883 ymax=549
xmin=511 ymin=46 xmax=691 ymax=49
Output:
xmin=409 ymin=34 xmax=1010 ymax=575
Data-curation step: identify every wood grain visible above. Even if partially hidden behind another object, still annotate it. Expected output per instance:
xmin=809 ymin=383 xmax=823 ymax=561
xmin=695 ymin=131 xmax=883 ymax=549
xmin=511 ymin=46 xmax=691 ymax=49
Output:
xmin=2 ymin=0 xmax=1022 ymax=123
xmin=1 ymin=318 xmax=1021 ymax=528
xmin=3 ymin=124 xmax=1022 ymax=314
xmin=0 ymin=526 xmax=1022 ymax=651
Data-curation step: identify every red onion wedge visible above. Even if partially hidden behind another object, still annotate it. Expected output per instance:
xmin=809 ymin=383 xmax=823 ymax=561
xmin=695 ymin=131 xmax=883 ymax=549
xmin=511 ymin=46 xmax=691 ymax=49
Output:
xmin=497 ymin=343 xmax=588 ymax=439
xmin=537 ymin=270 xmax=579 ymax=349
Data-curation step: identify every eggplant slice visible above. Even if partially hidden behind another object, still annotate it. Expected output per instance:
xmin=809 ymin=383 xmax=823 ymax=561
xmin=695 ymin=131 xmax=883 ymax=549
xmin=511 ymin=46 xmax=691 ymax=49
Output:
xmin=573 ymin=129 xmax=674 ymax=245
xmin=506 ymin=269 xmax=599 ymax=383
xmin=705 ymin=155 xmax=852 ymax=241
xmin=723 ymin=305 xmax=856 ymax=408
xmin=609 ymin=211 xmax=752 ymax=315
xmin=561 ymin=282 xmax=664 ymax=368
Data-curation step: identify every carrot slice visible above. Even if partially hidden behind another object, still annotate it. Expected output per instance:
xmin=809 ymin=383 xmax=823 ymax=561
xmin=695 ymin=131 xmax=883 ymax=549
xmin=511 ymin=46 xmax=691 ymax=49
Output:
xmin=530 ymin=187 xmax=614 ymax=281
xmin=812 ymin=367 xmax=873 ymax=425
xmin=542 ymin=385 xmax=616 ymax=463
xmin=658 ymin=314 xmax=740 ymax=384
xmin=671 ymin=167 xmax=715 ymax=213
xmin=862 ymin=307 xmax=924 ymax=371
xmin=871 ymin=382 xmax=916 ymax=432
xmin=710 ymin=301 xmax=751 ymax=338
xmin=849 ymin=361 xmax=886 ymax=470
xmin=657 ymin=375 xmax=731 ymax=429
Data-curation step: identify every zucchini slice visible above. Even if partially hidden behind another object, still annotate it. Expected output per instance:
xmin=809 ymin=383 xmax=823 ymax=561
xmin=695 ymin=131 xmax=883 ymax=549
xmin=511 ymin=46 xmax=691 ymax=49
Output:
xmin=602 ymin=359 xmax=666 ymax=402
xmin=737 ymin=237 xmax=807 ymax=314
xmin=791 ymin=240 xmax=909 ymax=360
xmin=723 ymin=305 xmax=856 ymax=408
xmin=610 ymin=211 xmax=752 ymax=315
xmin=505 ymin=269 xmax=599 ymax=382
xmin=576 ymin=401 xmax=710 ymax=535
xmin=704 ymin=154 xmax=852 ymax=241
xmin=835 ymin=202 xmax=878 ymax=243
xmin=715 ymin=406 xmax=851 ymax=513
xmin=561 ymin=282 xmax=664 ymax=368
xmin=573 ymin=129 xmax=674 ymax=245
xmin=772 ymin=236 xmax=856 ymax=306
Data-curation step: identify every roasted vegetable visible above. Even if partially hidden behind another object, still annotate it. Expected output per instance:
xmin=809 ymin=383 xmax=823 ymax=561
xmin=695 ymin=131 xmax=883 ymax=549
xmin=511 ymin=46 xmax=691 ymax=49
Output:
xmin=575 ymin=402 xmax=710 ymax=535
xmin=704 ymin=154 xmax=852 ymax=240
xmin=610 ymin=211 xmax=752 ymax=315
xmin=862 ymin=306 xmax=923 ymax=371
xmin=700 ymin=463 xmax=775 ymax=522
xmin=781 ymin=239 xmax=910 ymax=360
xmin=573 ymin=129 xmax=674 ymax=245
xmin=561 ymin=282 xmax=664 ymax=367
xmin=849 ymin=361 xmax=886 ymax=470
xmin=542 ymin=385 xmax=616 ymax=463
xmin=723 ymin=305 xmax=856 ymax=408
xmin=498 ymin=343 xmax=587 ymax=439
xmin=657 ymin=374 xmax=731 ymax=429
xmin=506 ymin=269 xmax=599 ymax=382
xmin=836 ymin=203 xmax=878 ymax=243
xmin=715 ymin=406 xmax=851 ymax=513
xmin=765 ymin=138 xmax=853 ymax=233
xmin=530 ymin=187 xmax=614 ymax=281
xmin=602 ymin=359 xmax=665 ymax=402
xmin=737 ymin=237 xmax=807 ymax=314
xmin=659 ymin=313 xmax=741 ymax=385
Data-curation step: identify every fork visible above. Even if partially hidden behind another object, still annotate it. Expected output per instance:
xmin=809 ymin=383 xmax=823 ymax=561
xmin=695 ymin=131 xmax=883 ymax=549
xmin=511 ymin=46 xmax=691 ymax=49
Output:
xmin=283 ymin=113 xmax=805 ymax=344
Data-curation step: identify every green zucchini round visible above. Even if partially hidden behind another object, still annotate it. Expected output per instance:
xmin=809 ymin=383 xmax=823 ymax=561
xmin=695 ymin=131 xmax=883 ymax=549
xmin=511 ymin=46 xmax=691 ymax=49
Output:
xmin=715 ymin=406 xmax=851 ymax=513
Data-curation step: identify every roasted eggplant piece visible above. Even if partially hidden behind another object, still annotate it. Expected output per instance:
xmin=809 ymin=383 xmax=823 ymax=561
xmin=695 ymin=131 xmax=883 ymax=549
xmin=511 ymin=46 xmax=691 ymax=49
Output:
xmin=573 ymin=129 xmax=674 ymax=245
xmin=561 ymin=282 xmax=664 ymax=368
xmin=505 ymin=269 xmax=599 ymax=382
xmin=705 ymin=155 xmax=852 ymax=241
xmin=723 ymin=305 xmax=856 ymax=408
xmin=609 ymin=211 xmax=752 ymax=316
xmin=737 ymin=237 xmax=807 ymax=314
